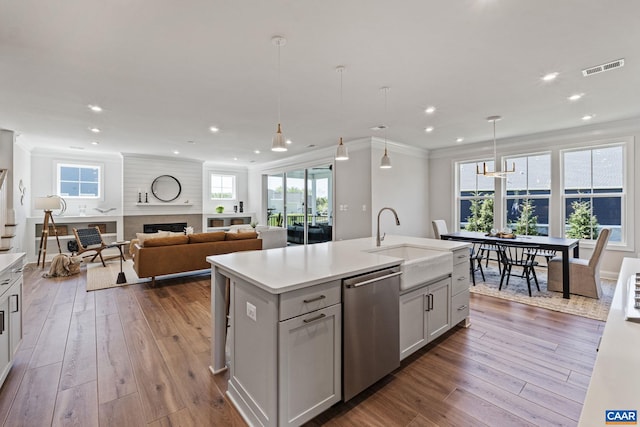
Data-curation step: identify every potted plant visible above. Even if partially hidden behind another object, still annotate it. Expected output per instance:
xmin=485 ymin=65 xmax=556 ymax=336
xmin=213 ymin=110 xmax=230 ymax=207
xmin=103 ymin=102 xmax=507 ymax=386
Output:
xmin=215 ymin=205 xmax=224 ymax=214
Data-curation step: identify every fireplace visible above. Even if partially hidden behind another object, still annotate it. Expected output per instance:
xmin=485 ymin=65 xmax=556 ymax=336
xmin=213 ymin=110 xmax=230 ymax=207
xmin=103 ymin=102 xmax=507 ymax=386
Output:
xmin=143 ymin=222 xmax=187 ymax=233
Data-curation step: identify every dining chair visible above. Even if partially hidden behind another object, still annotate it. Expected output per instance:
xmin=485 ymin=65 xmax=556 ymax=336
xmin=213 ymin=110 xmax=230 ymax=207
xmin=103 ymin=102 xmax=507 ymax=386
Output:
xmin=432 ymin=220 xmax=448 ymax=239
xmin=479 ymin=243 xmax=502 ymax=274
xmin=547 ymin=228 xmax=610 ymax=298
xmin=496 ymin=243 xmax=540 ymax=296
xmin=469 ymin=241 xmax=485 ymax=286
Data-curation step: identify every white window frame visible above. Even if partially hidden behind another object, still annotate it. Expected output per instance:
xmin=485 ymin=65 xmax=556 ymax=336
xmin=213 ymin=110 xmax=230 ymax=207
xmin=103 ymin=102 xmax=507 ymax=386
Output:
xmin=210 ymin=173 xmax=237 ymax=200
xmin=503 ymin=152 xmax=552 ymax=236
xmin=455 ymin=159 xmax=496 ymax=232
xmin=560 ymin=142 xmax=628 ymax=247
xmin=56 ymin=162 xmax=102 ymax=199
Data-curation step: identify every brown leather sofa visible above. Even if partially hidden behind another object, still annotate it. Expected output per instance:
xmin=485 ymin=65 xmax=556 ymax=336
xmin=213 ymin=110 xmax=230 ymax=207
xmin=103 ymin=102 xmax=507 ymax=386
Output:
xmin=132 ymin=231 xmax=262 ymax=284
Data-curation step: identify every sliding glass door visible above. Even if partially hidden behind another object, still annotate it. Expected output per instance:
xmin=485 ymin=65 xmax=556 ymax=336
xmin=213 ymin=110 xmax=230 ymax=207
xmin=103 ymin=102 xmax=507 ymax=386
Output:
xmin=266 ymin=164 xmax=333 ymax=245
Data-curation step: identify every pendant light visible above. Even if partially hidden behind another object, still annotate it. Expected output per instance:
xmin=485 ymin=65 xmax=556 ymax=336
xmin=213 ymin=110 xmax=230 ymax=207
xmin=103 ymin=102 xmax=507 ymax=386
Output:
xmin=335 ymin=66 xmax=349 ymax=161
xmin=476 ymin=115 xmax=515 ymax=178
xmin=271 ymin=36 xmax=287 ymax=152
xmin=380 ymin=87 xmax=392 ymax=169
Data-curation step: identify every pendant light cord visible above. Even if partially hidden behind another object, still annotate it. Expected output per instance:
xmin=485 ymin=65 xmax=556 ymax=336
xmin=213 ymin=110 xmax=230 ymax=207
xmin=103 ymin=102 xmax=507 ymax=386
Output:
xmin=384 ymin=87 xmax=388 ymax=152
xmin=493 ymin=119 xmax=497 ymax=167
xmin=277 ymin=42 xmax=281 ymax=124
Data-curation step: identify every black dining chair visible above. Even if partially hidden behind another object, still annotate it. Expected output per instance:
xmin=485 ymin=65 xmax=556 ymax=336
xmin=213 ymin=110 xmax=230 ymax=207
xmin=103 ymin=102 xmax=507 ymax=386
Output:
xmin=496 ymin=243 xmax=541 ymax=296
xmin=469 ymin=241 xmax=485 ymax=286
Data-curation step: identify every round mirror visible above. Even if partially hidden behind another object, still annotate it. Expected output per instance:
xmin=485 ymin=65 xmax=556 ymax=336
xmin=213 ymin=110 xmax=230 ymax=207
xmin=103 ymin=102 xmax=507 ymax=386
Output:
xmin=151 ymin=175 xmax=182 ymax=202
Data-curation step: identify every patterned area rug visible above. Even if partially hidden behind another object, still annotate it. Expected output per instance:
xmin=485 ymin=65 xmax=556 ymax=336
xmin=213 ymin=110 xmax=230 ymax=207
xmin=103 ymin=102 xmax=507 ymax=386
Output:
xmin=86 ymin=259 xmax=142 ymax=291
xmin=470 ymin=264 xmax=615 ymax=321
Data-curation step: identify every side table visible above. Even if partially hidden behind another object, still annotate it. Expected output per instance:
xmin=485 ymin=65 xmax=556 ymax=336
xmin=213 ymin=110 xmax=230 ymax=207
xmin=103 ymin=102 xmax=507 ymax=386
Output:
xmin=112 ymin=241 xmax=130 ymax=284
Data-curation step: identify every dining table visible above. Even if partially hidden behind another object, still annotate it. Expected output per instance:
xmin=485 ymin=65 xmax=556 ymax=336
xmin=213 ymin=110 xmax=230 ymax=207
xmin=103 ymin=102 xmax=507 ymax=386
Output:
xmin=440 ymin=231 xmax=580 ymax=299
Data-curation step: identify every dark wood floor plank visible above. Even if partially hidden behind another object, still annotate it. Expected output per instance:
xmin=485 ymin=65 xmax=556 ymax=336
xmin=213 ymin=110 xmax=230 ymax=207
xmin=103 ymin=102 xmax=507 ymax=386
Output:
xmin=132 ymin=289 xmax=179 ymax=340
xmin=445 ymin=388 xmax=535 ymax=427
xmin=95 ymin=313 xmax=137 ymax=404
xmin=4 ymin=362 xmax=62 ymax=427
xmin=60 ymin=310 xmax=97 ymax=390
xmin=147 ymin=407 xmax=198 ymax=427
xmin=156 ymin=295 xmax=211 ymax=355
xmin=52 ymin=380 xmax=99 ymax=427
xmin=121 ymin=318 xmax=185 ymax=422
xmin=155 ymin=334 xmax=237 ymax=426
xmin=98 ymin=392 xmax=146 ymax=427
xmin=519 ymin=382 xmax=583 ymax=421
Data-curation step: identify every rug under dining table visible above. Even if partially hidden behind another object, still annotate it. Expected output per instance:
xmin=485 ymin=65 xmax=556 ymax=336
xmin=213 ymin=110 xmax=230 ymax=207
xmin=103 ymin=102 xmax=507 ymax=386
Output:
xmin=469 ymin=264 xmax=615 ymax=321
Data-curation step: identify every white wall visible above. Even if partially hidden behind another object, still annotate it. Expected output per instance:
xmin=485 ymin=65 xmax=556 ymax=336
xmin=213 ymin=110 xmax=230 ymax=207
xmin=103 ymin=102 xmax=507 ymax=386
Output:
xmin=122 ymin=154 xmax=201 ymax=216
xmin=12 ymin=141 xmax=31 ymax=253
xmin=428 ymin=117 xmax=640 ymax=278
xmin=334 ymin=143 xmax=372 ymax=240
xmin=371 ymin=139 xmax=430 ymax=238
xmin=31 ymin=149 xmax=123 ymax=217
xmin=202 ymin=164 xmax=249 ymax=215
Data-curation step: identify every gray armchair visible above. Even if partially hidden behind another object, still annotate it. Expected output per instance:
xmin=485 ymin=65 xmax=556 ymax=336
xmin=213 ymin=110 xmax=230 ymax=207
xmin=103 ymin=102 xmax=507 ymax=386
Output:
xmin=547 ymin=228 xmax=610 ymax=298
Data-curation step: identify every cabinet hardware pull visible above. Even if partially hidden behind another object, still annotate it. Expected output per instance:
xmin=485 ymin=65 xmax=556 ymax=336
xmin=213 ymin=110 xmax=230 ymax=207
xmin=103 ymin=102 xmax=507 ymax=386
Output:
xmin=457 ymin=304 xmax=468 ymax=311
xmin=11 ymin=294 xmax=19 ymax=313
xmin=0 ymin=311 xmax=4 ymax=334
xmin=425 ymin=294 xmax=430 ymax=312
xmin=457 ymin=254 xmax=467 ymax=259
xmin=303 ymin=313 xmax=326 ymax=324
xmin=345 ymin=271 xmax=402 ymax=288
xmin=430 ymin=294 xmax=434 ymax=311
xmin=457 ymin=277 xmax=467 ymax=281
xmin=303 ymin=295 xmax=326 ymax=304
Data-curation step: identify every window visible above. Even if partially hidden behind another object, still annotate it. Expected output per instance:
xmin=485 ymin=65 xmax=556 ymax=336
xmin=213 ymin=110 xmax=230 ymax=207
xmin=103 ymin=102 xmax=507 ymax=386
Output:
xmin=457 ymin=160 xmax=495 ymax=232
xmin=562 ymin=144 xmax=624 ymax=242
xmin=57 ymin=163 xmax=101 ymax=198
xmin=210 ymin=174 xmax=236 ymax=200
xmin=504 ymin=153 xmax=551 ymax=235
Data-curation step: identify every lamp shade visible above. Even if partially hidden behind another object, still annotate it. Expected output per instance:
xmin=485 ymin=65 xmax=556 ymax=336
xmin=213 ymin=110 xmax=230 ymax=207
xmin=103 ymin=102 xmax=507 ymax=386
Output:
xmin=34 ymin=196 xmax=61 ymax=210
xmin=271 ymin=123 xmax=287 ymax=152
xmin=335 ymin=138 xmax=349 ymax=161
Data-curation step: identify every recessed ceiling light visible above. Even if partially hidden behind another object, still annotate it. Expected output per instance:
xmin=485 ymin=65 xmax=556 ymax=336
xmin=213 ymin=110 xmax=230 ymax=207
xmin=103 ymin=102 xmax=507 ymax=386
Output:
xmin=582 ymin=114 xmax=595 ymax=121
xmin=286 ymin=139 xmax=292 ymax=144
xmin=425 ymin=106 xmax=436 ymax=114
xmin=173 ymin=150 xmax=180 ymax=155
xmin=209 ymin=126 xmax=219 ymax=133
xmin=89 ymin=127 xmax=101 ymax=133
xmin=568 ymin=93 xmax=585 ymax=101
xmin=254 ymin=150 xmax=260 ymax=154
xmin=542 ymin=72 xmax=559 ymax=82
xmin=91 ymin=141 xmax=99 ymax=145
xmin=425 ymin=126 xmax=434 ymax=133
xmin=456 ymin=137 xmax=464 ymax=143
xmin=233 ymin=157 xmax=238 ymax=161
xmin=370 ymin=125 xmax=387 ymax=131
xmin=88 ymin=104 xmax=103 ymax=113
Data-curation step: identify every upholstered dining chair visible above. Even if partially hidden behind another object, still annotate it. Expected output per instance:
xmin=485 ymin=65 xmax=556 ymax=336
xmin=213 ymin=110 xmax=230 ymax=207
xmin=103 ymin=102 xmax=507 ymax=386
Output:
xmin=547 ymin=228 xmax=611 ymax=298
xmin=432 ymin=220 xmax=448 ymax=239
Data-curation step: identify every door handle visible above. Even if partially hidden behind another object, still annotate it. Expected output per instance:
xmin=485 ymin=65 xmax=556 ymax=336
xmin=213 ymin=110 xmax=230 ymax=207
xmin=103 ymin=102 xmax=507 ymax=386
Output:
xmin=11 ymin=294 xmax=19 ymax=313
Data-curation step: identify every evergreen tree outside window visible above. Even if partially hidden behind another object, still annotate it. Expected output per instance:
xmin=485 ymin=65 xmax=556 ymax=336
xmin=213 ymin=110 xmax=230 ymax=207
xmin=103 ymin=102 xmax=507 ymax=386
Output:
xmin=504 ymin=153 xmax=550 ymax=235
xmin=562 ymin=145 xmax=623 ymax=242
xmin=457 ymin=160 xmax=494 ymax=231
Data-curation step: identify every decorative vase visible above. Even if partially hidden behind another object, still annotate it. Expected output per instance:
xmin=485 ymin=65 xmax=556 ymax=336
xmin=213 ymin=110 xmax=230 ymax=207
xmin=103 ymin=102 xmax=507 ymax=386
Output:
xmin=239 ymin=201 xmax=244 ymax=213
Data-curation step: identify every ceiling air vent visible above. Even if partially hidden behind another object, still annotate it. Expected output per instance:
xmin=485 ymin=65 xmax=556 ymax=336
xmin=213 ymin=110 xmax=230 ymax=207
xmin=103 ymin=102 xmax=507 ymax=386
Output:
xmin=370 ymin=125 xmax=387 ymax=131
xmin=582 ymin=58 xmax=625 ymax=77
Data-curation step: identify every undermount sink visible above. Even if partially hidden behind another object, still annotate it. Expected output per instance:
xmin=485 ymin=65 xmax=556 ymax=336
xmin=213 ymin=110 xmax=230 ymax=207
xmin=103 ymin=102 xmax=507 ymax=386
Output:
xmin=366 ymin=244 xmax=453 ymax=291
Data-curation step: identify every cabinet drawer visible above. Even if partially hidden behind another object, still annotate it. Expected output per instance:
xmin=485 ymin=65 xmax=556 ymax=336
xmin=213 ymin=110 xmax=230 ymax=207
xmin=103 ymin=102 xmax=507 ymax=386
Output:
xmin=279 ymin=280 xmax=341 ymax=321
xmin=451 ymin=290 xmax=470 ymax=325
xmin=451 ymin=263 xmax=470 ymax=296
xmin=452 ymin=248 xmax=468 ymax=266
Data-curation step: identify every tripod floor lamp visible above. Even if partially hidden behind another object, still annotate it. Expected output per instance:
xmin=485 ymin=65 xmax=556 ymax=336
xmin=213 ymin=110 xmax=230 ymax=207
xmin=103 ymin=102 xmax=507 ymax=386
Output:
xmin=35 ymin=196 xmax=62 ymax=268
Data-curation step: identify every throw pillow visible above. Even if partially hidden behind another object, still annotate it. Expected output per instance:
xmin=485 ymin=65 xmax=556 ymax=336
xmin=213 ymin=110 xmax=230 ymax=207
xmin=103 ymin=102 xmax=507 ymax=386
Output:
xmin=169 ymin=231 xmax=186 ymax=237
xmin=225 ymin=231 xmax=258 ymax=240
xmin=143 ymin=235 xmax=189 ymax=247
xmin=136 ymin=231 xmax=170 ymax=245
xmin=189 ymin=231 xmax=226 ymax=243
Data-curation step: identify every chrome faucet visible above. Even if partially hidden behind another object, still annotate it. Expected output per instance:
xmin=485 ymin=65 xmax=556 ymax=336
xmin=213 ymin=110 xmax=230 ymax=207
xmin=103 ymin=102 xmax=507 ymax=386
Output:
xmin=376 ymin=207 xmax=400 ymax=246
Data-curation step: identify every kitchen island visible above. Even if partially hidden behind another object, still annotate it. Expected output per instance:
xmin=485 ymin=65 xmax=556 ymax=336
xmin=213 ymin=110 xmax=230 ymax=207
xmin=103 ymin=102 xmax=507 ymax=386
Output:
xmin=208 ymin=236 xmax=469 ymax=427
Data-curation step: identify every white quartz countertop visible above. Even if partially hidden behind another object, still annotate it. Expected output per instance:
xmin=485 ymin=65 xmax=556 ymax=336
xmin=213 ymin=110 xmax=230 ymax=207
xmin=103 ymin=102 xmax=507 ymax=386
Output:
xmin=207 ymin=235 xmax=469 ymax=294
xmin=578 ymin=257 xmax=640 ymax=426
xmin=0 ymin=253 xmax=26 ymax=272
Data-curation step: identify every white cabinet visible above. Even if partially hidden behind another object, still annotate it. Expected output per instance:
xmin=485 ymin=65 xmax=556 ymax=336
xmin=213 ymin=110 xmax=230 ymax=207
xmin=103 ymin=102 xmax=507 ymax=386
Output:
xmin=205 ymin=213 xmax=255 ymax=232
xmin=227 ymin=275 xmax=341 ymax=427
xmin=0 ymin=253 xmax=24 ymax=387
xmin=451 ymin=248 xmax=470 ymax=326
xmin=399 ymin=276 xmax=450 ymax=360
xmin=278 ymin=304 xmax=341 ymax=427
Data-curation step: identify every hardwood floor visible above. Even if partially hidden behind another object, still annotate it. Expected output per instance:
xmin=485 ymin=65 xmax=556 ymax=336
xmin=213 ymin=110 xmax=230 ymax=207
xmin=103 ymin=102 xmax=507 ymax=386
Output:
xmin=0 ymin=262 xmax=603 ymax=426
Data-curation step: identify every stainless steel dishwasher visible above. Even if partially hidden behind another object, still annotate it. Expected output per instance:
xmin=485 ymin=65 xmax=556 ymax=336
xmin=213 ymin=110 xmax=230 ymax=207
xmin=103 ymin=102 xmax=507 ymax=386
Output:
xmin=342 ymin=266 xmax=401 ymax=401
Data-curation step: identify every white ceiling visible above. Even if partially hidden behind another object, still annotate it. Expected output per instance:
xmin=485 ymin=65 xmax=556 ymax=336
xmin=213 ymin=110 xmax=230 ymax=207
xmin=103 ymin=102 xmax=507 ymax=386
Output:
xmin=1 ymin=0 xmax=639 ymax=165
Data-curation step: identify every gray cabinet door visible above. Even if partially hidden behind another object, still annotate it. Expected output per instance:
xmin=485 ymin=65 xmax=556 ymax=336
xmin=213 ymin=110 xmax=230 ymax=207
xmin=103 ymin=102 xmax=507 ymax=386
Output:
xmin=426 ymin=279 xmax=450 ymax=342
xmin=399 ymin=286 xmax=428 ymax=360
xmin=9 ymin=279 xmax=22 ymax=356
xmin=0 ymin=297 xmax=10 ymax=384
xmin=278 ymin=304 xmax=341 ymax=427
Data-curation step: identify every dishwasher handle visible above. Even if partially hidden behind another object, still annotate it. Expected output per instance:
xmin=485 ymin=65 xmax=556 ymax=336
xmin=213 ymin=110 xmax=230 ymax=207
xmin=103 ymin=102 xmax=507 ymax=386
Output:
xmin=344 ymin=271 xmax=402 ymax=288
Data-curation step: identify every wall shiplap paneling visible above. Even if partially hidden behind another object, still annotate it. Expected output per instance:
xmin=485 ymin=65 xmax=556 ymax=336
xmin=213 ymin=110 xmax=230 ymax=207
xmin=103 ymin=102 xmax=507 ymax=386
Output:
xmin=123 ymin=154 xmax=203 ymax=216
